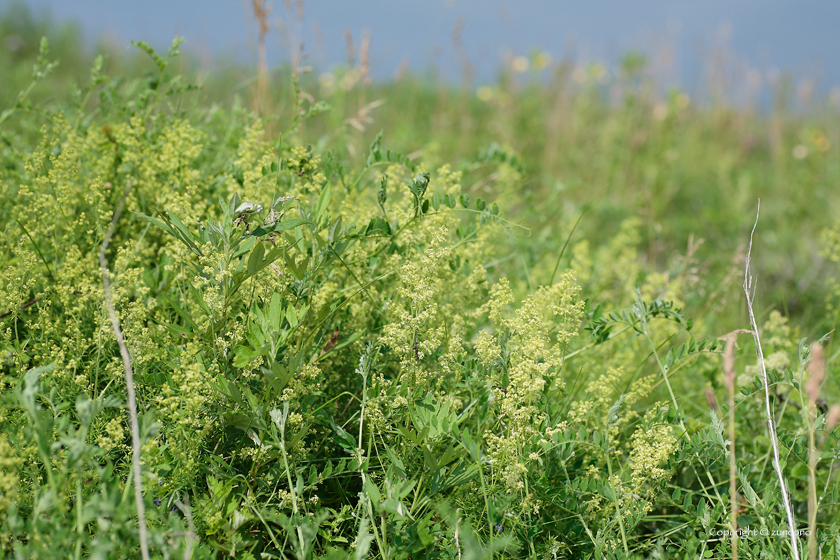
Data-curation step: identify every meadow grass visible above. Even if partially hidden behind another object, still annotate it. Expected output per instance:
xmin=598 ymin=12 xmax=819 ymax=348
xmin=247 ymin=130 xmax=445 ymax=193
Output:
xmin=1 ymin=6 xmax=840 ymax=559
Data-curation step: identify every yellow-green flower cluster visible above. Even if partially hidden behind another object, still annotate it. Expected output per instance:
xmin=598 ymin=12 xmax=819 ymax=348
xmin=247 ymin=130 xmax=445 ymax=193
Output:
xmin=0 ymin=435 xmax=21 ymax=534
xmin=95 ymin=417 xmax=127 ymax=454
xmin=381 ymin=226 xmax=453 ymax=387
xmin=628 ymin=410 xmax=677 ymax=508
xmin=483 ymin=270 xmax=584 ymax=495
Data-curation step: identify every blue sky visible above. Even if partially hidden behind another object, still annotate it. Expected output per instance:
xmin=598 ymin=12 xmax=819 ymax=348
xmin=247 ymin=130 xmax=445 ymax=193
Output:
xmin=14 ymin=0 xmax=840 ymax=94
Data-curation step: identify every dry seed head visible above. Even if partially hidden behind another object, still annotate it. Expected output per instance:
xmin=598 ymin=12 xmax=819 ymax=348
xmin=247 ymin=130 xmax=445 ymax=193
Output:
xmin=724 ymin=335 xmax=736 ymax=392
xmin=252 ymin=0 xmax=271 ymax=36
xmin=344 ymin=28 xmax=355 ymax=66
xmin=806 ymin=343 xmax=826 ymax=405
xmin=360 ymin=31 xmax=371 ymax=85
xmin=705 ymin=386 xmax=719 ymax=411
xmin=827 ymin=404 xmax=840 ymax=431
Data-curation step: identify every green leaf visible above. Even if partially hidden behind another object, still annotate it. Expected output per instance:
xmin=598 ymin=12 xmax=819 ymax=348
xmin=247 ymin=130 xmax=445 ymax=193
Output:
xmin=233 ymin=346 xmax=260 ymax=368
xmin=385 ymin=445 xmax=406 ymax=475
xmin=285 ymin=304 xmax=299 ymax=328
xmin=318 ymin=331 xmax=363 ymax=362
xmin=315 ymin=182 xmax=332 ymax=224
xmin=240 ymin=245 xmax=286 ymax=283
xmin=22 ymin=362 xmax=55 ymax=399
xmin=250 ymin=218 xmax=310 ymax=237
xmin=355 ymin=526 xmax=374 ymax=560
xmin=268 ymin=292 xmax=283 ymax=328
xmin=267 ymin=360 xmax=294 ymax=395
xmin=330 ymin=419 xmax=357 ymax=451
xmin=422 ymin=446 xmax=438 ymax=470
xmin=132 ymin=212 xmax=175 ymax=238
xmin=329 ymin=215 xmax=343 ymax=243
xmin=460 ymin=194 xmax=470 ymax=208
xmin=167 ymin=37 xmax=184 ymax=59
xmin=131 ymin=40 xmax=166 ymax=72
xmin=365 ymin=217 xmax=392 ymax=236
xmin=460 ymin=430 xmax=480 ymax=463
xmin=165 ymin=210 xmax=200 ymax=252
xmin=222 ymin=412 xmax=253 ymax=431
xmin=246 ymin=242 xmax=265 ymax=276
xmin=364 ymin=479 xmax=381 ymax=508
xmin=407 ymin=172 xmax=430 ymax=199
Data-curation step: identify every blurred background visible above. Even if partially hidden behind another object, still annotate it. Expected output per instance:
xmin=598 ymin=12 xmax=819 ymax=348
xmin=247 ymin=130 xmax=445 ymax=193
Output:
xmin=2 ymin=0 xmax=840 ymax=327
xmin=10 ymin=0 xmax=840 ymax=99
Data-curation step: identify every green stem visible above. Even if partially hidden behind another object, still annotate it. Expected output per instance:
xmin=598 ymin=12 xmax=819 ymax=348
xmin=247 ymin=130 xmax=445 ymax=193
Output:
xmin=729 ymin=385 xmax=739 ymax=560
xmin=642 ymin=317 xmax=727 ymax=513
xmin=643 ymin=329 xmax=682 ymax=426
xmin=548 ymin=197 xmax=592 ymax=286
xmin=477 ymin=445 xmax=494 ymax=556
xmin=605 ymin=429 xmax=629 ymax=555
xmin=75 ymin=474 xmax=83 ymax=560
xmin=17 ymin=219 xmax=56 ymax=282
xmin=278 ymin=413 xmax=306 ymax=554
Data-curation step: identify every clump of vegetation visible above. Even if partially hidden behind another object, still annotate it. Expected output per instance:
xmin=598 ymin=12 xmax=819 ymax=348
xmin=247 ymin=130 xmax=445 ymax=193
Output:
xmin=1 ymin=6 xmax=840 ymax=559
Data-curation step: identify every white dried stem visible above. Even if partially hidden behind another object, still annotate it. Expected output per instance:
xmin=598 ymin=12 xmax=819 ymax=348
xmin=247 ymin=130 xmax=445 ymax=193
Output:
xmin=743 ymin=200 xmax=800 ymax=560
xmin=175 ymin=494 xmax=198 ymax=560
xmin=454 ymin=514 xmax=462 ymax=560
xmin=100 ymin=182 xmax=150 ymax=560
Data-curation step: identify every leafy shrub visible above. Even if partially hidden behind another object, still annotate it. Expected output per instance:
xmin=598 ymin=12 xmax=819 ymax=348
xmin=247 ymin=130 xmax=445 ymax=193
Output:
xmin=1 ymin=37 xmax=839 ymax=560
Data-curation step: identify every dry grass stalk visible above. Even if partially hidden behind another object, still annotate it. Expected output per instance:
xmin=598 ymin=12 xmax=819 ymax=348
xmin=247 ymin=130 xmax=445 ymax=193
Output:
xmin=343 ymin=98 xmax=385 ymax=132
xmin=251 ymin=0 xmax=271 ymax=116
xmin=807 ymin=343 xmax=826 ymax=404
xmin=99 ymin=181 xmax=149 ymax=560
xmin=723 ymin=335 xmax=737 ymax=393
xmin=723 ymin=332 xmax=738 ymax=560
xmin=743 ymin=200 xmax=800 ymax=560
xmin=807 ymin=342 xmax=826 ymax=560
xmin=393 ymin=58 xmax=409 ymax=82
xmin=359 ymin=31 xmax=371 ymax=87
xmin=451 ymin=15 xmax=474 ymax=89
xmin=174 ymin=494 xmax=198 ymax=560
xmin=344 ymin=28 xmax=355 ymax=66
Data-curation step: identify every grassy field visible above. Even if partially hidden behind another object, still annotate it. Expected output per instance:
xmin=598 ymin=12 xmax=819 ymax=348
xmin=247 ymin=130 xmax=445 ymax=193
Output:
xmin=2 ymin=5 xmax=840 ymax=559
